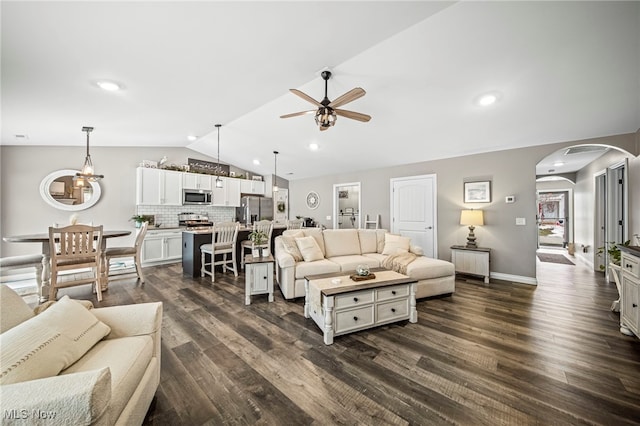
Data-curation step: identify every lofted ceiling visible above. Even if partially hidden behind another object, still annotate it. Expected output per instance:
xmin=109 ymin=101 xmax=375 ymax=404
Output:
xmin=2 ymin=1 xmax=639 ymax=181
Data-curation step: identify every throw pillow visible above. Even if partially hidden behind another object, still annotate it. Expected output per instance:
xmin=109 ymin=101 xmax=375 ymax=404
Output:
xmin=0 ymin=285 xmax=35 ymax=333
xmin=281 ymin=237 xmax=303 ymax=262
xmin=382 ymin=233 xmax=411 ymax=255
xmin=33 ymin=299 xmax=94 ymax=315
xmin=0 ymin=295 xmax=111 ymax=385
xmin=295 ymin=236 xmax=324 ymax=262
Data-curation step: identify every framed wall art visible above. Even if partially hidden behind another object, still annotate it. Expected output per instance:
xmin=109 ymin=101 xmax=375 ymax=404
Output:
xmin=464 ymin=181 xmax=491 ymax=203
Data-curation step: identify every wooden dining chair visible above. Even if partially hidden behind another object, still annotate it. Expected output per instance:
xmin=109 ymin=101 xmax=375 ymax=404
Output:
xmin=240 ymin=220 xmax=274 ymax=269
xmin=104 ymin=221 xmax=148 ymax=284
xmin=286 ymin=219 xmax=304 ymax=230
xmin=200 ymin=222 xmax=239 ymax=282
xmin=48 ymin=224 xmax=104 ymax=301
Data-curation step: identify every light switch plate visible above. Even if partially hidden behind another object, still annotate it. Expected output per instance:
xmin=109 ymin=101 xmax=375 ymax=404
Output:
xmin=516 ymin=217 xmax=526 ymax=226
xmin=326 ymin=215 xmax=331 ymax=220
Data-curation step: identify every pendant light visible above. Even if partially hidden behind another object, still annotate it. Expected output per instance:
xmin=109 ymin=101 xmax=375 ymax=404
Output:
xmin=215 ymin=124 xmax=223 ymax=188
xmin=75 ymin=126 xmax=104 ymax=182
xmin=273 ymin=150 xmax=279 ymax=192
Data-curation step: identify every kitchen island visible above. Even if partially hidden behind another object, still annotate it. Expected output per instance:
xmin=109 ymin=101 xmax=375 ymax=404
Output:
xmin=182 ymin=225 xmax=286 ymax=278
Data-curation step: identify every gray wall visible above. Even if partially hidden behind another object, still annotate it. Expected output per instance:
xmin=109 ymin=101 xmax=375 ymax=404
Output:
xmin=288 ymin=133 xmax=638 ymax=284
xmin=2 ymin=133 xmax=637 ymax=284
xmin=0 ymin=146 xmax=225 ymax=255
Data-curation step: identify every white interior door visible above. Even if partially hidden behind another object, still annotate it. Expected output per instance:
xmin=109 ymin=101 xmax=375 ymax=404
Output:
xmin=390 ymin=175 xmax=437 ymax=258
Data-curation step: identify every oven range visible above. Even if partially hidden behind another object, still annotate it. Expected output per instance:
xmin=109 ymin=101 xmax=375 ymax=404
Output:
xmin=178 ymin=213 xmax=213 ymax=230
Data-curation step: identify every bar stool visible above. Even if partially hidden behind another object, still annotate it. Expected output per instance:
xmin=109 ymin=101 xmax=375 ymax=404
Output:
xmin=240 ymin=220 xmax=273 ymax=269
xmin=200 ymin=222 xmax=239 ymax=282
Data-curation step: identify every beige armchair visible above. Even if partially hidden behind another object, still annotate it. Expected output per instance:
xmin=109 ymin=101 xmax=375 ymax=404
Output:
xmin=0 ymin=285 xmax=162 ymax=425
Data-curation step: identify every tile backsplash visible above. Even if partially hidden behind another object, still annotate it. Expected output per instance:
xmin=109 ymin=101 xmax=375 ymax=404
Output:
xmin=136 ymin=205 xmax=235 ymax=227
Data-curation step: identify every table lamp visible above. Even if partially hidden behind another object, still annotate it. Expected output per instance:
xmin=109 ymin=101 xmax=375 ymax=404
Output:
xmin=460 ymin=209 xmax=484 ymax=248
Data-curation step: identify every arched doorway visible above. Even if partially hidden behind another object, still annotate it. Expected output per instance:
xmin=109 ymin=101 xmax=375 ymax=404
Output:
xmin=535 ymin=144 xmax=632 ymax=281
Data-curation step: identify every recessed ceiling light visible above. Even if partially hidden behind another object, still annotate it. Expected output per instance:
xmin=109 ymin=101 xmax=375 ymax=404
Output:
xmin=253 ymin=159 xmax=260 ymax=165
xmin=187 ymin=135 xmax=197 ymax=142
xmin=95 ymin=80 xmax=121 ymax=91
xmin=475 ymin=92 xmax=501 ymax=107
xmin=553 ymin=161 xmax=565 ymax=167
xmin=309 ymin=143 xmax=319 ymax=151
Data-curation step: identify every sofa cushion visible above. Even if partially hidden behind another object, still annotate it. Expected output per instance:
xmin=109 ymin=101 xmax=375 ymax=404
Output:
xmin=323 ymin=229 xmax=362 ymax=258
xmin=296 ymin=236 xmax=324 ymax=262
xmin=358 ymin=230 xmax=378 ymax=254
xmin=0 ymin=295 xmax=111 ymax=385
xmin=327 ymin=255 xmax=381 ymax=272
xmin=0 ymin=285 xmax=35 ymax=333
xmin=61 ymin=335 xmax=154 ymax=423
xmin=406 ymin=256 xmax=456 ymax=280
xmin=382 ymin=233 xmax=411 ymax=255
xmin=294 ymin=259 xmax=341 ymax=279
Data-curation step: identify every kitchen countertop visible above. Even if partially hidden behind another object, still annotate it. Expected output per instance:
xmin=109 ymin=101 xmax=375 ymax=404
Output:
xmin=183 ymin=223 xmax=288 ymax=234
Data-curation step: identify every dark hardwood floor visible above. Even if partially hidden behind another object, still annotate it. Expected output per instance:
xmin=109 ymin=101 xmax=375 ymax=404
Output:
xmin=63 ymin=256 xmax=640 ymax=425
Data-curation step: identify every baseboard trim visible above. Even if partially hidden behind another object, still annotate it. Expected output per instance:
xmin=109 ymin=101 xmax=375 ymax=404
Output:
xmin=490 ymin=272 xmax=538 ymax=286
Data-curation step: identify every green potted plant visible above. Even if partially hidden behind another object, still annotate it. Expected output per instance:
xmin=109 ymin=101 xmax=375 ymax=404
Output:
xmin=248 ymin=229 xmax=268 ymax=257
xmin=130 ymin=215 xmax=152 ymax=228
xmin=597 ymin=240 xmax=630 ymax=270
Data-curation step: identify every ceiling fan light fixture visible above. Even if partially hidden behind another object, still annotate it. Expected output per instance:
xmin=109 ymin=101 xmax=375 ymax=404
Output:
xmin=315 ymin=107 xmax=337 ymax=129
xmin=282 ymin=69 xmax=368 ymax=130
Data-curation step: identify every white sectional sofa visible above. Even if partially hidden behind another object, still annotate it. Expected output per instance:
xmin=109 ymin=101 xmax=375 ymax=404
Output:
xmin=0 ymin=285 xmax=162 ymax=425
xmin=274 ymin=228 xmax=455 ymax=300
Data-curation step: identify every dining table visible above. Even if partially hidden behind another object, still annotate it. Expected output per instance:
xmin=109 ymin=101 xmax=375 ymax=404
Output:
xmin=3 ymin=229 xmax=132 ymax=301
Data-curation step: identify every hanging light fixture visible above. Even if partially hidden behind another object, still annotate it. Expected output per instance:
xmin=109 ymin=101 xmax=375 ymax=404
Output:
xmin=215 ymin=124 xmax=223 ymax=188
xmin=273 ymin=150 xmax=279 ymax=192
xmin=75 ymin=126 xmax=104 ymax=182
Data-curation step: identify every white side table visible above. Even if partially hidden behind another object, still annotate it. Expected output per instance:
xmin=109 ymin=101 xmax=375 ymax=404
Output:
xmin=244 ymin=254 xmax=274 ymax=305
xmin=451 ymin=245 xmax=490 ymax=283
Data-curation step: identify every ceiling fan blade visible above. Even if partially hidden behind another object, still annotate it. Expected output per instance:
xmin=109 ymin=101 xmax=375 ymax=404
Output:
xmin=335 ymin=109 xmax=371 ymax=122
xmin=290 ymin=89 xmax=323 ymax=107
xmin=280 ymin=110 xmax=316 ymax=119
xmin=329 ymin=87 xmax=366 ymax=108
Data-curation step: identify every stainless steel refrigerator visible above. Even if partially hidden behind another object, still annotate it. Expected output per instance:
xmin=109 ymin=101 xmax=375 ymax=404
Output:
xmin=236 ymin=196 xmax=273 ymax=225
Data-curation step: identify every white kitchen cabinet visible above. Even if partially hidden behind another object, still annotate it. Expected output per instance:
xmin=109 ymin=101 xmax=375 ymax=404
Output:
xmin=212 ymin=177 xmax=241 ymax=207
xmin=451 ymin=245 xmax=490 ymax=283
xmin=620 ymin=249 xmax=640 ymax=338
xmin=240 ymin=179 xmax=265 ymax=195
xmin=136 ymin=167 xmax=183 ymax=206
xmin=183 ymin=172 xmax=212 ymax=190
xmin=141 ymin=230 xmax=183 ymax=265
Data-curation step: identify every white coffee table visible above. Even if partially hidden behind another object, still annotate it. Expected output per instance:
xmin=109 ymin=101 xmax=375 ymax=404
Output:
xmin=304 ymin=269 xmax=417 ymax=345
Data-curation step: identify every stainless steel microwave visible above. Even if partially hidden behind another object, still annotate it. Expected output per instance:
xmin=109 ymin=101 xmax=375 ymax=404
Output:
xmin=183 ymin=189 xmax=212 ymax=205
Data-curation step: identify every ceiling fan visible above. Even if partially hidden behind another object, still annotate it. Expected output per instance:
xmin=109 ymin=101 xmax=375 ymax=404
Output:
xmin=280 ymin=70 xmax=371 ymax=131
